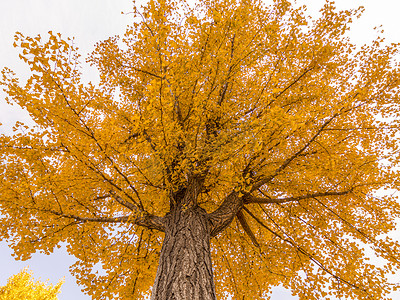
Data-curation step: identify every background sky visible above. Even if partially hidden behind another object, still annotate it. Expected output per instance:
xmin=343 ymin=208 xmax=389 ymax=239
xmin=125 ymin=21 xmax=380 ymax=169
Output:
xmin=0 ymin=0 xmax=399 ymax=299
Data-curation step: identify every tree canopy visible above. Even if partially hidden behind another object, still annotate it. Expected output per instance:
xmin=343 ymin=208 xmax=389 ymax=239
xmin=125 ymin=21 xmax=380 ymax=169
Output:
xmin=1 ymin=0 xmax=400 ymax=299
xmin=0 ymin=268 xmax=63 ymax=300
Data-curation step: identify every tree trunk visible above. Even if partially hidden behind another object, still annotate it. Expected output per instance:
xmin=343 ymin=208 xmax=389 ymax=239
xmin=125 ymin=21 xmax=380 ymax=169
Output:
xmin=151 ymin=205 xmax=217 ymax=300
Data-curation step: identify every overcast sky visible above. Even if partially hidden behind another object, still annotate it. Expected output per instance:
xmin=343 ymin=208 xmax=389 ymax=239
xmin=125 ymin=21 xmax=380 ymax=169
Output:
xmin=0 ymin=1 xmax=399 ymax=300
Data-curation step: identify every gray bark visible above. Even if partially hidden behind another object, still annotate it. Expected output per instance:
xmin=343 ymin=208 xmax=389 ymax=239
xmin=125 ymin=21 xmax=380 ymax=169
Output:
xmin=151 ymin=205 xmax=217 ymax=300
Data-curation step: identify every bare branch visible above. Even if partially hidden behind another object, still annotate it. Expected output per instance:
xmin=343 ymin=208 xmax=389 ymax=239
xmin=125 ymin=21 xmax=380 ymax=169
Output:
xmin=208 ymin=192 xmax=243 ymax=237
xmin=236 ymin=210 xmax=260 ymax=247
xmin=244 ymin=189 xmax=354 ymax=204
xmin=110 ymin=191 xmax=137 ymax=211
xmin=46 ymin=208 xmax=165 ymax=232
xmin=48 ymin=210 xmax=130 ymax=223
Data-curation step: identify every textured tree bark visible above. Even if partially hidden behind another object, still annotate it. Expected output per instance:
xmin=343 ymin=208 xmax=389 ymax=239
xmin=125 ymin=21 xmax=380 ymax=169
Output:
xmin=151 ymin=205 xmax=217 ymax=300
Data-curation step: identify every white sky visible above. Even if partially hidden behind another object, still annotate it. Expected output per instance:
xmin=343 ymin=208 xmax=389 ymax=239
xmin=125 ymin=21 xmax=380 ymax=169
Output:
xmin=0 ymin=1 xmax=399 ymax=300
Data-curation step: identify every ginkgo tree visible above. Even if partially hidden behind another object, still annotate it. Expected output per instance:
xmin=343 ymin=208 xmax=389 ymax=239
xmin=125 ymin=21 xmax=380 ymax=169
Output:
xmin=1 ymin=0 xmax=400 ymax=299
xmin=0 ymin=268 xmax=63 ymax=300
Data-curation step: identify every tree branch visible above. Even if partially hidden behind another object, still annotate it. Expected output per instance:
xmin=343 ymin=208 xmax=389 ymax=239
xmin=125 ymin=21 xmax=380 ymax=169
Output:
xmin=109 ymin=192 xmax=166 ymax=231
xmin=236 ymin=210 xmax=260 ymax=247
xmin=242 ymin=206 xmax=367 ymax=293
xmin=251 ymin=113 xmax=339 ymax=191
xmin=244 ymin=189 xmax=354 ymax=204
xmin=208 ymin=192 xmax=243 ymax=237
xmin=47 ymin=209 xmax=165 ymax=232
xmin=110 ymin=191 xmax=138 ymax=211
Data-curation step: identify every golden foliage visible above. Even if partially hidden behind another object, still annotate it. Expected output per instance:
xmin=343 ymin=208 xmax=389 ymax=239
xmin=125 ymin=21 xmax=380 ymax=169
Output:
xmin=0 ymin=268 xmax=63 ymax=300
xmin=1 ymin=0 xmax=400 ymax=299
